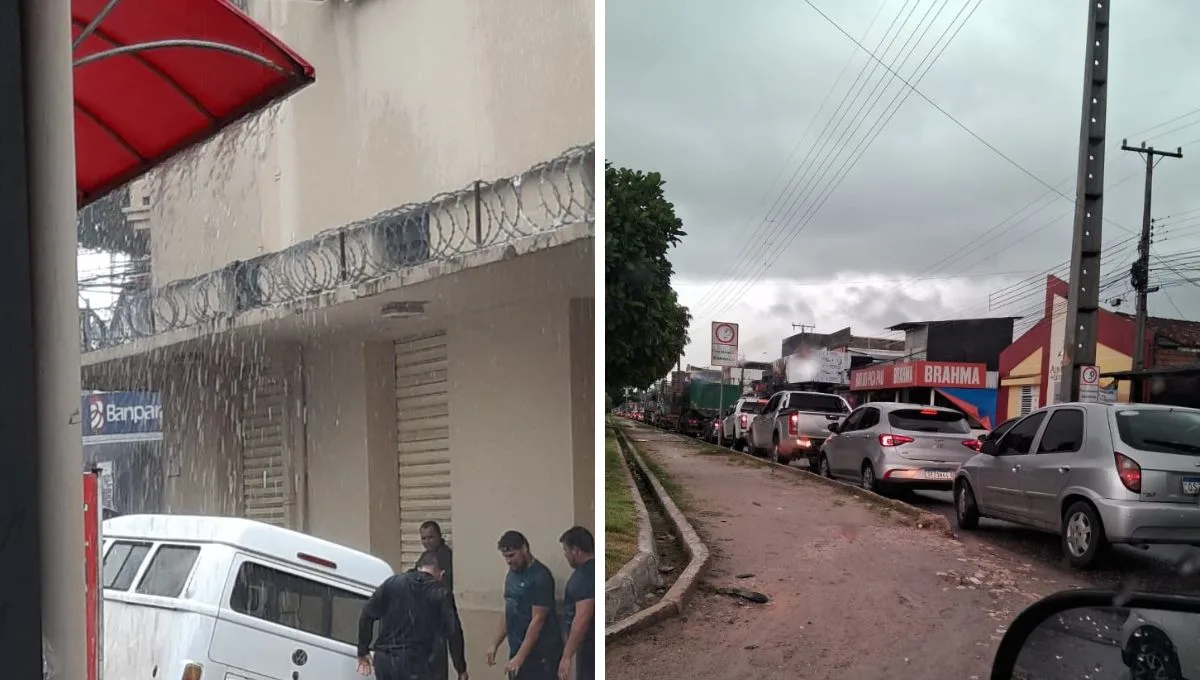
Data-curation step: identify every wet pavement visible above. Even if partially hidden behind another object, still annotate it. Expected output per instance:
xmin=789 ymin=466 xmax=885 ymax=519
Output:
xmin=908 ymin=489 xmax=1200 ymax=594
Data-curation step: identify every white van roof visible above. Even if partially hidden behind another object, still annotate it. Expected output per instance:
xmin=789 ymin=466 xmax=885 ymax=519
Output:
xmin=103 ymin=514 xmax=393 ymax=588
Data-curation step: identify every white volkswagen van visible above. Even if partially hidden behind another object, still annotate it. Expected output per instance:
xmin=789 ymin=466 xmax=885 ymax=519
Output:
xmin=100 ymin=514 xmax=394 ymax=680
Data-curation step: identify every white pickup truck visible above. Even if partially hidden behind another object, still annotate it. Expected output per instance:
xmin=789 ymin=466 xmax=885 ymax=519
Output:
xmin=720 ymin=397 xmax=768 ymax=451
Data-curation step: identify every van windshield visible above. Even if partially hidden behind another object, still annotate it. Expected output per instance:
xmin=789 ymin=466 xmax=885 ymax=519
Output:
xmin=889 ymin=409 xmax=971 ymax=434
xmin=1115 ymin=408 xmax=1200 ymax=456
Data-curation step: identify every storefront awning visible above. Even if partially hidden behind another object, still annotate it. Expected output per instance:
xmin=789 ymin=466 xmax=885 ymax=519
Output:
xmin=72 ymin=0 xmax=316 ymax=207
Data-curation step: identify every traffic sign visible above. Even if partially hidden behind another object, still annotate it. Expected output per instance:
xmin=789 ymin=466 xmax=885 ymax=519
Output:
xmin=1080 ymin=365 xmax=1099 ymax=386
xmin=710 ymin=321 xmax=739 ymax=367
xmin=1078 ymin=364 xmax=1100 ymax=403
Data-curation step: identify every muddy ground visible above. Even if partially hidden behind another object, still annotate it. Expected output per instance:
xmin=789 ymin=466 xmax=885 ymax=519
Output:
xmin=607 ymin=424 xmax=1092 ymax=680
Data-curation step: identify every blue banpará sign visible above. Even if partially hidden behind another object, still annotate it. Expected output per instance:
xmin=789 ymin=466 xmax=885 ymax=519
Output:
xmin=81 ymin=391 xmax=162 ymax=437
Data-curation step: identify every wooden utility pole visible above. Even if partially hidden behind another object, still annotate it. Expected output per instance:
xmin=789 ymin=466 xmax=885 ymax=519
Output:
xmin=1060 ymin=0 xmax=1110 ymax=403
xmin=1122 ymin=140 xmax=1182 ymax=400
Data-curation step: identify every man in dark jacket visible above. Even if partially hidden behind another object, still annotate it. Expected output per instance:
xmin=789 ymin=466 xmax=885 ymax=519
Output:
xmin=356 ymin=552 xmax=469 ymax=680
xmin=416 ymin=521 xmax=454 ymax=680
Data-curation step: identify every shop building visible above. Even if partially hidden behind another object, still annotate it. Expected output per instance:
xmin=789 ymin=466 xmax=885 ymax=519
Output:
xmin=845 ymin=317 xmax=1014 ymax=428
xmin=998 ymin=275 xmax=1200 ymax=419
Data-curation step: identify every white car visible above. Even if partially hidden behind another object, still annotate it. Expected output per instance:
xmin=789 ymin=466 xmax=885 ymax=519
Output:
xmin=721 ymin=397 xmax=767 ymax=450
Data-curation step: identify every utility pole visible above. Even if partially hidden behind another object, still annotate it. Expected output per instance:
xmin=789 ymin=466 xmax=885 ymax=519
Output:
xmin=1060 ymin=0 xmax=1110 ymax=403
xmin=1123 ymin=140 xmax=1182 ymax=401
xmin=792 ymin=323 xmax=815 ymax=336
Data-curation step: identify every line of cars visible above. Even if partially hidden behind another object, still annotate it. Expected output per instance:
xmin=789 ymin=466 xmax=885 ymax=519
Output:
xmin=689 ymin=391 xmax=1200 ymax=570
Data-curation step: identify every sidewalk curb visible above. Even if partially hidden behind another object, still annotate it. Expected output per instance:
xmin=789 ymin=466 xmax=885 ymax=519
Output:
xmin=654 ymin=423 xmax=956 ymax=540
xmin=605 ymin=426 xmax=712 ymax=643
xmin=603 ymin=427 xmax=661 ymax=624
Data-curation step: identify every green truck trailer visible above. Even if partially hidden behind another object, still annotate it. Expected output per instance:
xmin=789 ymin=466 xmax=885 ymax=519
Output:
xmin=664 ymin=378 xmax=741 ymax=435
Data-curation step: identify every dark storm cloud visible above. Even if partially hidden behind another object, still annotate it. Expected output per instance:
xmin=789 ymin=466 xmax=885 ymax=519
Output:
xmin=608 ymin=0 xmax=1200 ymax=329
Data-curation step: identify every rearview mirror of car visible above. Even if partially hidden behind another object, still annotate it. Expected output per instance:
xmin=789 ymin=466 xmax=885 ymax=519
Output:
xmin=827 ymin=422 xmax=839 ymax=433
xmin=980 ymin=438 xmax=998 ymax=455
xmin=990 ymin=588 xmax=1200 ymax=679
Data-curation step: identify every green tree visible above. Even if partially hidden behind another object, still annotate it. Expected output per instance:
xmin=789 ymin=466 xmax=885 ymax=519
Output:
xmin=605 ymin=162 xmax=691 ymax=402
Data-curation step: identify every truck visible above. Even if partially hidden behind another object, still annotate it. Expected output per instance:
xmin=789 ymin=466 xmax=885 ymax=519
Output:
xmin=664 ymin=377 xmax=741 ymax=437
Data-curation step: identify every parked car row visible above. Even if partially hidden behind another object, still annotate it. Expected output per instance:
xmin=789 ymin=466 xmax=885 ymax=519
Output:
xmin=632 ymin=394 xmax=1200 ymax=571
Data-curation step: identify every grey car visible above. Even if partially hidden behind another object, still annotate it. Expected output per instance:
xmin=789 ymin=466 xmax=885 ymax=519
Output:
xmin=818 ymin=402 xmax=982 ymax=494
xmin=954 ymin=402 xmax=1200 ymax=569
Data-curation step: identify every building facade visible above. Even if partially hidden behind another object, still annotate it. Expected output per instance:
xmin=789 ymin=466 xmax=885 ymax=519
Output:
xmin=78 ymin=0 xmax=595 ymax=670
xmin=846 ymin=318 xmax=1012 ymax=427
xmin=997 ymin=275 xmax=1200 ymax=420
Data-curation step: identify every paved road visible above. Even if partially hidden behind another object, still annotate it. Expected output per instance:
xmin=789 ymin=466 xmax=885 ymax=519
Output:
xmin=1013 ymin=607 xmax=1130 ymax=679
xmin=907 ymin=489 xmax=1200 ymax=593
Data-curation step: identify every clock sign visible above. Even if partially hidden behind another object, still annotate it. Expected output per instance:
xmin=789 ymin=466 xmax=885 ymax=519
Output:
xmin=710 ymin=322 xmax=739 ymax=366
xmin=714 ymin=323 xmax=736 ymax=344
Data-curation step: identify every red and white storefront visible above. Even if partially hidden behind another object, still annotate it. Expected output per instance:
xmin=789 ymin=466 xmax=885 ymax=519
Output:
xmin=848 ymin=360 xmax=1000 ymax=428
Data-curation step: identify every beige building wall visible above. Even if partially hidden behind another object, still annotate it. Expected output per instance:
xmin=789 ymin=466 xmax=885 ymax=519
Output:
xmin=156 ymin=288 xmax=593 ymax=672
xmin=146 ymin=0 xmax=595 ymax=286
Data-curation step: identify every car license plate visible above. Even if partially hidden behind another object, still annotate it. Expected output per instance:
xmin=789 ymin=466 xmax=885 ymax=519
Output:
xmin=923 ymin=469 xmax=954 ymax=481
xmin=1182 ymin=477 xmax=1200 ymax=495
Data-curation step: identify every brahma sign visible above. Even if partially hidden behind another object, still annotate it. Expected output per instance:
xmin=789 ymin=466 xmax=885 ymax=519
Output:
xmin=849 ymin=361 xmax=987 ymax=391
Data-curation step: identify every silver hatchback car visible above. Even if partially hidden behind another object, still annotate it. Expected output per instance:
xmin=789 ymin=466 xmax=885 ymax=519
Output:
xmin=954 ymin=402 xmax=1200 ymax=569
xmin=818 ymin=402 xmax=981 ymax=494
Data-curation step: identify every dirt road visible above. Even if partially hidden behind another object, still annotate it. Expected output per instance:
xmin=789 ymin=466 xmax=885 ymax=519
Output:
xmin=608 ymin=425 xmax=1089 ymax=680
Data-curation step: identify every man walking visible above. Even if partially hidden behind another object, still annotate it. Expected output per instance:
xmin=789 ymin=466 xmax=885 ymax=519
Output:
xmin=417 ymin=520 xmax=454 ymax=589
xmin=485 ymin=530 xmax=563 ymax=680
xmin=416 ymin=520 xmax=454 ymax=680
xmin=356 ymin=552 xmax=469 ymax=680
xmin=557 ymin=527 xmax=595 ymax=680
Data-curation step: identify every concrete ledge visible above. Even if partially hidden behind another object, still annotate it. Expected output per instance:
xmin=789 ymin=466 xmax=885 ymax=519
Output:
xmin=605 ymin=427 xmax=712 ymax=642
xmin=603 ymin=429 xmax=660 ymax=624
xmin=696 ymin=435 xmax=956 ymax=539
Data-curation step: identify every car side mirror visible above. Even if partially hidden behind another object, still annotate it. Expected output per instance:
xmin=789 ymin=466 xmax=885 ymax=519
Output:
xmin=827 ymin=422 xmax=839 ymax=433
xmin=980 ymin=439 xmax=998 ymax=455
xmin=977 ymin=433 xmax=987 ymax=442
xmin=991 ymin=588 xmax=1200 ymax=679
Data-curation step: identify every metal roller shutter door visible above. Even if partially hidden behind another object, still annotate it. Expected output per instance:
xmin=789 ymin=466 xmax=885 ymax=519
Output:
xmin=240 ymin=370 xmax=288 ymax=526
xmin=395 ymin=332 xmax=451 ymax=567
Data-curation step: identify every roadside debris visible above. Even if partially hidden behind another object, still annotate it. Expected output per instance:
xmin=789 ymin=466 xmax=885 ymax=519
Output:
xmin=713 ymin=586 xmax=769 ymax=604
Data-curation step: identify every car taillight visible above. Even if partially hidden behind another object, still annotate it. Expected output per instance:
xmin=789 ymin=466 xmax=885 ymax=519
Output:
xmin=1115 ymin=452 xmax=1142 ymax=493
xmin=788 ymin=413 xmax=799 ymax=436
xmin=739 ymin=414 xmax=747 ymax=428
xmin=879 ymin=433 xmax=914 ymax=447
xmin=962 ymin=439 xmax=982 ymax=452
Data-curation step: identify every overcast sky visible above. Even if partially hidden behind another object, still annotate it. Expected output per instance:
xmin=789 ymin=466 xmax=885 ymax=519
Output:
xmin=607 ymin=0 xmax=1200 ymax=367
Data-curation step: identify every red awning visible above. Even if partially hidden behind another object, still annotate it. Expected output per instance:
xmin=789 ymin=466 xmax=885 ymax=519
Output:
xmin=72 ymin=0 xmax=315 ymax=207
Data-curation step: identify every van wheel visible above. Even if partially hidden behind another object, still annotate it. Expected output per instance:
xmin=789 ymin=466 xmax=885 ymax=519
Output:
xmin=955 ymin=481 xmax=980 ymax=530
xmin=1062 ymin=501 xmax=1109 ymax=569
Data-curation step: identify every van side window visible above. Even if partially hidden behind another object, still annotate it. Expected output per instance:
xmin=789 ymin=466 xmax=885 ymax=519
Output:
xmin=230 ymin=561 xmax=368 ymax=645
xmin=136 ymin=545 xmax=201 ymax=597
xmin=103 ymin=541 xmax=151 ymax=590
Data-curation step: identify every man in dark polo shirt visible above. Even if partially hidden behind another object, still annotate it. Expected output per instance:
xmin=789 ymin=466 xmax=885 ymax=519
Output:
xmin=415 ymin=521 xmax=454 ymax=680
xmin=557 ymin=526 xmax=594 ymax=680
xmin=485 ymin=530 xmax=563 ymax=680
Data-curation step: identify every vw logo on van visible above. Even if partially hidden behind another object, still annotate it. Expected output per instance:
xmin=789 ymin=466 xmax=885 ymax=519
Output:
xmin=291 ymin=649 xmax=308 ymax=666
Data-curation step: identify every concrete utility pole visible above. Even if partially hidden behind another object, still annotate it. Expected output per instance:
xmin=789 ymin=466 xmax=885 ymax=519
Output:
xmin=0 ymin=0 xmax=85 ymax=676
xmin=1122 ymin=140 xmax=1182 ymax=401
xmin=1060 ymin=0 xmax=1111 ymax=403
